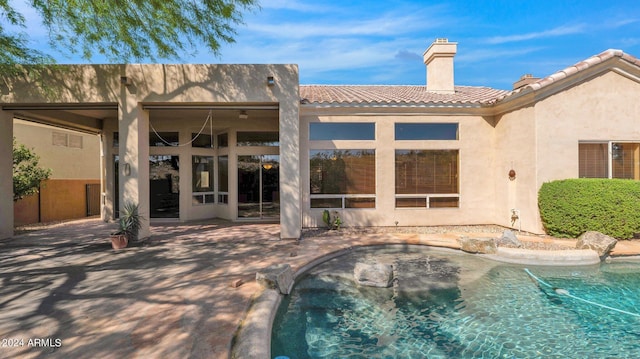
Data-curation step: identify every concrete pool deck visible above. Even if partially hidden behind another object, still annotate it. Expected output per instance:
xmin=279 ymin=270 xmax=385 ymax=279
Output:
xmin=1 ymin=219 xmax=640 ymax=359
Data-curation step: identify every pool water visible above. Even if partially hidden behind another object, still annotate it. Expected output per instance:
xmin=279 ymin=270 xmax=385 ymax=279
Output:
xmin=271 ymin=245 xmax=640 ymax=358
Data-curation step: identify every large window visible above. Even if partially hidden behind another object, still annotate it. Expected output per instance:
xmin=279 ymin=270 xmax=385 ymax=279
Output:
xmin=310 ymin=123 xmax=375 ymax=140
xmin=395 ymin=123 xmax=458 ymax=140
xmin=217 ymin=133 xmax=228 ymax=148
xmin=150 ymin=132 xmax=179 ymax=146
xmin=309 ymin=149 xmax=375 ymax=208
xmin=191 ymin=133 xmax=212 ymax=148
xmin=612 ymin=143 xmax=640 ymax=179
xmin=237 ymin=131 xmax=279 ymax=146
xmin=579 ymin=142 xmax=640 ymax=179
xmin=192 ymin=156 xmax=214 ymax=205
xmin=395 ymin=150 xmax=459 ymax=208
xmin=579 ymin=143 xmax=608 ymax=178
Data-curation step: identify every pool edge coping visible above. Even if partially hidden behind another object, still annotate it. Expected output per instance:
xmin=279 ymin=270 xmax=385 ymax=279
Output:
xmin=231 ymin=243 xmax=605 ymax=359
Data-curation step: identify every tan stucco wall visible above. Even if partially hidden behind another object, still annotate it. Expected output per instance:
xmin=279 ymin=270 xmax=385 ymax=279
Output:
xmin=493 ymin=106 xmax=539 ymax=232
xmin=493 ymin=68 xmax=640 ymax=234
xmin=13 ymin=119 xmax=100 ymax=179
xmin=299 ymin=109 xmax=497 ymax=228
xmin=535 ymin=70 xmax=640 ymax=183
xmin=0 ymin=111 xmax=13 ymax=239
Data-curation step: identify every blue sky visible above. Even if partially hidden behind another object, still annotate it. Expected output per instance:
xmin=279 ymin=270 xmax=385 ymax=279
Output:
xmin=19 ymin=0 xmax=640 ymax=90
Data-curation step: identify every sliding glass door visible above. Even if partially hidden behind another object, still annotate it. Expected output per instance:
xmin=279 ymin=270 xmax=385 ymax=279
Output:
xmin=237 ymin=155 xmax=279 ymax=219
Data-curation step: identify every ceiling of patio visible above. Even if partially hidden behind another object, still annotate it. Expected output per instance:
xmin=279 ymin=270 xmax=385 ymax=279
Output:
xmin=4 ymin=104 xmax=279 ymax=134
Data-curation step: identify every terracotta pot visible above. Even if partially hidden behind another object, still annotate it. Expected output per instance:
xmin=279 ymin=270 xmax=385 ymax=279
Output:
xmin=110 ymin=234 xmax=128 ymax=250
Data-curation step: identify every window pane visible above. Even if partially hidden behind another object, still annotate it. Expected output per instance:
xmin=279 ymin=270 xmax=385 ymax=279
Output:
xmin=345 ymin=198 xmax=375 ymax=208
xmin=395 ymin=123 xmax=458 ymax=140
xmin=192 ymin=195 xmax=205 ymax=204
xmin=237 ymin=131 xmax=279 ymax=146
xmin=310 ymin=149 xmax=376 ymax=195
xmin=430 ymin=197 xmax=459 ymax=208
xmin=150 ymin=132 xmax=179 ymax=146
xmin=310 ymin=198 xmax=342 ymax=208
xmin=218 ymin=156 xmax=228 ymax=192
xmin=192 ymin=156 xmax=214 ymax=192
xmin=579 ymin=143 xmax=608 ymax=178
xmin=612 ymin=143 xmax=640 ymax=180
xmin=192 ymin=133 xmax=212 ymax=148
xmin=217 ymin=133 xmax=228 ymax=148
xmin=310 ymin=123 xmax=375 ymax=140
xmin=395 ymin=150 xmax=458 ymax=194
xmin=396 ymin=197 xmax=427 ymax=208
xmin=113 ymin=132 xmax=119 ymax=147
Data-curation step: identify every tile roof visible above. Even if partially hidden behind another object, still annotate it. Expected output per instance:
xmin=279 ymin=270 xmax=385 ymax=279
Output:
xmin=300 ymin=85 xmax=510 ymax=107
xmin=488 ymin=49 xmax=640 ymax=104
xmin=300 ymin=49 xmax=640 ymax=108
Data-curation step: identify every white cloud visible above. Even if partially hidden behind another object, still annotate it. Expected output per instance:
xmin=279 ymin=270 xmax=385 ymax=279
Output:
xmin=484 ymin=24 xmax=586 ymax=44
xmin=246 ymin=13 xmax=444 ymax=40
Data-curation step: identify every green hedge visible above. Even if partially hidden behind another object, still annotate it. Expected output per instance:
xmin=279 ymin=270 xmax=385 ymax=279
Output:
xmin=538 ymin=179 xmax=640 ymax=239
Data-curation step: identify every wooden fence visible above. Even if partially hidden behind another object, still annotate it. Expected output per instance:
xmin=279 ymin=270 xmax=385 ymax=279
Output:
xmin=14 ymin=179 xmax=101 ymax=226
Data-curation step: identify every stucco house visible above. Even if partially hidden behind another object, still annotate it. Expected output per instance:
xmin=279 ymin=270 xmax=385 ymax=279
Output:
xmin=1 ymin=39 xmax=639 ymax=240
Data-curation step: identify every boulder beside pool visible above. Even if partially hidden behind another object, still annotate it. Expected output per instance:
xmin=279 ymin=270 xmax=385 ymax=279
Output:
xmin=354 ymin=262 xmax=394 ymax=288
xmin=576 ymin=231 xmax=617 ymax=259
xmin=458 ymin=236 xmax=497 ymax=254
xmin=256 ymin=263 xmax=294 ymax=295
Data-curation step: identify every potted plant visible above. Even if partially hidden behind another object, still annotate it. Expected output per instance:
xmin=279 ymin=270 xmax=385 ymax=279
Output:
xmin=110 ymin=202 xmax=143 ymax=249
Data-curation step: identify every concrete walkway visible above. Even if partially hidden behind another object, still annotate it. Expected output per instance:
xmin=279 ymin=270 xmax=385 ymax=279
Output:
xmin=1 ymin=219 xmax=639 ymax=359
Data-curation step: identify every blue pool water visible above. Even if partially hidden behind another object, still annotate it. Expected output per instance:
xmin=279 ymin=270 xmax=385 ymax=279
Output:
xmin=271 ymin=245 xmax=640 ymax=358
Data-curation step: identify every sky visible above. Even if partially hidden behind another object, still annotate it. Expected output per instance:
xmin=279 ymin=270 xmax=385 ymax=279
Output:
xmin=16 ymin=0 xmax=640 ymax=90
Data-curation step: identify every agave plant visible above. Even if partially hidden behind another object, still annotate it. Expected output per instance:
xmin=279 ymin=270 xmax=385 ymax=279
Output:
xmin=117 ymin=202 xmax=143 ymax=241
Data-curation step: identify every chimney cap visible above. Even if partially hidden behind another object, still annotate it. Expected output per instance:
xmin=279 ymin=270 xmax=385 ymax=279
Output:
xmin=513 ymin=73 xmax=541 ymax=90
xmin=423 ymin=38 xmax=457 ymax=65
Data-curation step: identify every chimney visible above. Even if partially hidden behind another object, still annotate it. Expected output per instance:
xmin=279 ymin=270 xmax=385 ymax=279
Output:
xmin=513 ymin=74 xmax=540 ymax=90
xmin=423 ymin=38 xmax=457 ymax=94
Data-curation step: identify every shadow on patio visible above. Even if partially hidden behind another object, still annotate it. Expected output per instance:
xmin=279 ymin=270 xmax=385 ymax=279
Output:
xmin=0 ymin=218 xmax=295 ymax=359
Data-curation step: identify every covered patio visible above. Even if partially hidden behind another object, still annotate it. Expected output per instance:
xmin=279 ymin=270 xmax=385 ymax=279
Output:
xmin=0 ymin=64 xmax=301 ymax=240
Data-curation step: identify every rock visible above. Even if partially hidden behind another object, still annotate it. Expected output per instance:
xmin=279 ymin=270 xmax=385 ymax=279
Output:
xmin=256 ymin=264 xmax=294 ymax=295
xmin=354 ymin=262 xmax=394 ymax=288
xmin=576 ymin=231 xmax=617 ymax=259
xmin=458 ymin=237 xmax=497 ymax=254
xmin=497 ymin=230 xmax=523 ymax=248
xmin=229 ymin=278 xmax=244 ymax=288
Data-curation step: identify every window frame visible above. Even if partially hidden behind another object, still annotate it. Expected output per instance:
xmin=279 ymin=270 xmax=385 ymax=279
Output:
xmin=394 ymin=123 xmax=459 ymax=141
xmin=579 ymin=141 xmax=640 ymax=180
xmin=309 ymin=149 xmax=376 ymax=209
xmin=309 ymin=122 xmax=376 ymax=141
xmin=394 ymin=149 xmax=460 ymax=209
xmin=192 ymin=155 xmax=215 ymax=206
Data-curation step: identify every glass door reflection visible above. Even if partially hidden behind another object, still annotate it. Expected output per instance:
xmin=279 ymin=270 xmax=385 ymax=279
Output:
xmin=237 ymin=155 xmax=279 ymax=219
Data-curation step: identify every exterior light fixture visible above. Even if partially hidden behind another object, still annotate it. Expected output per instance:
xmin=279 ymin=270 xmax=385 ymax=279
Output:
xmin=120 ymin=76 xmax=132 ymax=87
xmin=508 ymin=169 xmax=516 ymax=181
xmin=267 ymin=76 xmax=275 ymax=86
xmin=239 ymin=111 xmax=248 ymax=120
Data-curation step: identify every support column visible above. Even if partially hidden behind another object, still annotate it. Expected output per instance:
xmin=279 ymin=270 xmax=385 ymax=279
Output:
xmin=0 ymin=111 xmax=14 ymax=239
xmin=119 ymin=98 xmax=150 ymax=239
xmin=279 ymin=104 xmax=301 ymax=239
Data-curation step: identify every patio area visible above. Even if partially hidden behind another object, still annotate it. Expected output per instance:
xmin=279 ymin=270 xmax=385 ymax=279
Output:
xmin=1 ymin=219 xmax=640 ymax=359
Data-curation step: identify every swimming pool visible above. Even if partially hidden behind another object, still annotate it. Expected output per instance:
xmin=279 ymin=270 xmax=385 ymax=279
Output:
xmin=271 ymin=245 xmax=640 ymax=358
